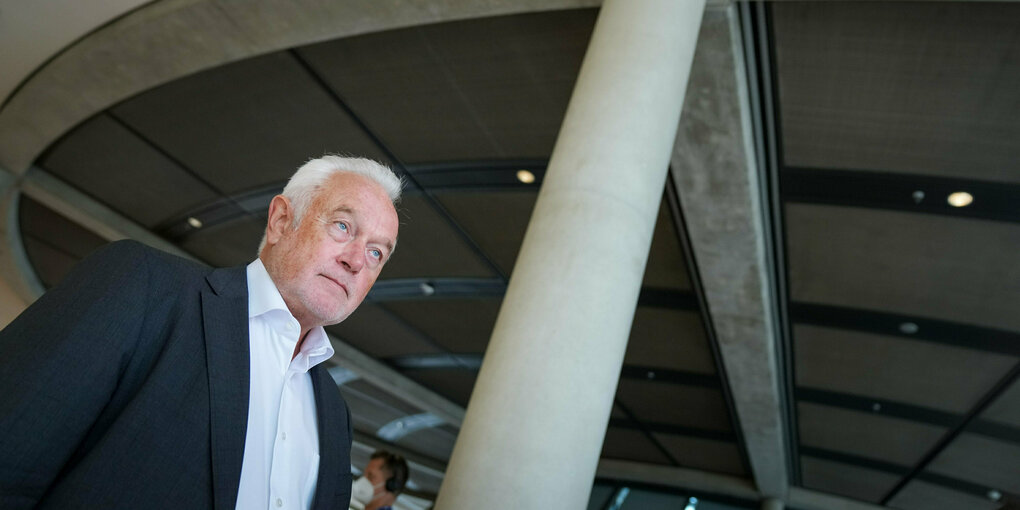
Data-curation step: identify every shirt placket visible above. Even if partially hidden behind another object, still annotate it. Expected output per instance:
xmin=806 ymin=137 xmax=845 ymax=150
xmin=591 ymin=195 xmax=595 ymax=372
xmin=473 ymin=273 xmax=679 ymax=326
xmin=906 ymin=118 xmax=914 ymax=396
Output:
xmin=269 ymin=323 xmax=301 ymax=509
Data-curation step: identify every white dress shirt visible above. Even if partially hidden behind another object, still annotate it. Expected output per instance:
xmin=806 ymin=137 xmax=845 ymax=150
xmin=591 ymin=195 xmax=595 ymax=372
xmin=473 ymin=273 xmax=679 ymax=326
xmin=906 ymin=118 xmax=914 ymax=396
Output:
xmin=236 ymin=259 xmax=335 ymax=510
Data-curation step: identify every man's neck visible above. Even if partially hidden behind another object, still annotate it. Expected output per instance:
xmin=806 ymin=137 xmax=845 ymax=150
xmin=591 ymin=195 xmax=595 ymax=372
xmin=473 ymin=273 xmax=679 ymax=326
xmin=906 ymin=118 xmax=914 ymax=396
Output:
xmin=291 ymin=330 xmax=310 ymax=361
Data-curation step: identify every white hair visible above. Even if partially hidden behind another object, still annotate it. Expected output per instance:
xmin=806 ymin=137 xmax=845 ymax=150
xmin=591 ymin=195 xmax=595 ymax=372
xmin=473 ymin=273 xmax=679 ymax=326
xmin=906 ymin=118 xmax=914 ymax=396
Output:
xmin=258 ymin=155 xmax=403 ymax=252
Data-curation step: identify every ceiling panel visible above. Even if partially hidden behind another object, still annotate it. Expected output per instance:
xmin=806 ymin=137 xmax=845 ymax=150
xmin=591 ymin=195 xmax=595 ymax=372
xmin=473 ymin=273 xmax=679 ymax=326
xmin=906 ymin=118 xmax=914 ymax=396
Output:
xmin=981 ymin=379 xmax=1020 ymax=428
xmin=642 ymin=200 xmax=690 ymax=290
xmin=786 ymin=204 xmax=1020 ymax=332
xmin=888 ymin=480 xmax=1003 ymax=510
xmin=22 ymin=238 xmax=78 ymax=290
xmin=383 ymin=298 xmax=501 ymax=354
xmin=296 ymin=9 xmax=595 ymax=163
xmin=344 ymin=379 xmax=423 ymax=418
xmin=926 ymin=433 xmax=1020 ymax=494
xmin=615 ymin=380 xmax=731 ymax=432
xmin=600 ymin=427 xmax=671 ymax=465
xmin=20 ymin=197 xmax=108 ymax=288
xmin=380 ymin=194 xmax=495 ymax=279
xmin=395 ymin=426 xmax=457 ymax=463
xmin=178 ymin=215 xmax=265 ymax=267
xmin=800 ymin=456 xmax=900 ymax=503
xmin=653 ymin=433 xmax=744 ymax=476
xmin=434 ymin=190 xmax=535 ymax=277
xmin=798 ymin=402 xmax=945 ymax=466
xmin=773 ymin=2 xmax=1020 ymax=183
xmin=795 ymin=324 xmax=1015 ymax=414
xmin=328 ymin=303 xmax=443 ymax=359
xmin=111 ymin=51 xmax=387 ymax=194
xmin=401 ymin=369 xmax=477 ymax=409
xmin=343 ymin=382 xmax=416 ymax=434
xmin=39 ymin=114 xmax=219 ymax=228
xmin=624 ymin=308 xmax=714 ymax=375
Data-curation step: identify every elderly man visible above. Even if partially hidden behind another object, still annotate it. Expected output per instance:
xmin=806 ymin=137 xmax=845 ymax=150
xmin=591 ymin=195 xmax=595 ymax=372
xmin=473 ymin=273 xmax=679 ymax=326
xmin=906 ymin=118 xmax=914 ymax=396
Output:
xmin=0 ymin=156 xmax=401 ymax=510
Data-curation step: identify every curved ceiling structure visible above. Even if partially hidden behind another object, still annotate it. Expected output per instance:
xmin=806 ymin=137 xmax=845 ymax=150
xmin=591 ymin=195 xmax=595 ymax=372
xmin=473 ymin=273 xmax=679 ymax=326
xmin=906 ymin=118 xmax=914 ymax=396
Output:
xmin=1 ymin=1 xmax=1018 ymax=509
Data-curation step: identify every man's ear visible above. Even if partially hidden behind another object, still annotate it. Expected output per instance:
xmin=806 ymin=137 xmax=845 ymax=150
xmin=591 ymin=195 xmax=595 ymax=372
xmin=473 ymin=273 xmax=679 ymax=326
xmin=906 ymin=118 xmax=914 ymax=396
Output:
xmin=264 ymin=195 xmax=293 ymax=246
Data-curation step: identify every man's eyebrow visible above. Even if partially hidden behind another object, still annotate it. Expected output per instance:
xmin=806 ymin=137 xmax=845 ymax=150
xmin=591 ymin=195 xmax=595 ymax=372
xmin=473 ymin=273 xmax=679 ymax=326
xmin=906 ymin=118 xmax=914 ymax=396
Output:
xmin=329 ymin=206 xmax=355 ymax=216
xmin=329 ymin=205 xmax=395 ymax=253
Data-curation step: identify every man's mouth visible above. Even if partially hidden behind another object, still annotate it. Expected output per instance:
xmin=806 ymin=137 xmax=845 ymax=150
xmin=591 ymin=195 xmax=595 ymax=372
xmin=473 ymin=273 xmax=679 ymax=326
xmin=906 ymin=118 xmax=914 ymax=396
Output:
xmin=321 ymin=274 xmax=348 ymax=296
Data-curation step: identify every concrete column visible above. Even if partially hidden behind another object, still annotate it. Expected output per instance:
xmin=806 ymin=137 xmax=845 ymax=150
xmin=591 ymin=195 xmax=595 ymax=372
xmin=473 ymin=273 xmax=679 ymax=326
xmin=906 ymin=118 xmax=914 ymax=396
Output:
xmin=434 ymin=1 xmax=706 ymax=508
xmin=762 ymin=497 xmax=785 ymax=510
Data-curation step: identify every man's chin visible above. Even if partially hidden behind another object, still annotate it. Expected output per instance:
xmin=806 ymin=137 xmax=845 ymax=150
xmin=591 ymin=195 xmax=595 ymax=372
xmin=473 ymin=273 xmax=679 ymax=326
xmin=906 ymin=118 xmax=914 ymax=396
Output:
xmin=318 ymin=305 xmax=355 ymax=327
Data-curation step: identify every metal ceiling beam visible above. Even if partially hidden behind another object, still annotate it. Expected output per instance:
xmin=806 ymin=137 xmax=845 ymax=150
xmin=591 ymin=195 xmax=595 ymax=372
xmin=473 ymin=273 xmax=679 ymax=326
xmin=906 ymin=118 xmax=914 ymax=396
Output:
xmin=880 ymin=361 xmax=1020 ymax=504
xmin=782 ymin=167 xmax=1020 ymax=224
xmin=328 ymin=333 xmax=465 ymax=427
xmin=668 ymin=4 xmax=789 ymax=498
xmin=595 ymin=459 xmax=892 ymax=510
xmin=791 ymin=302 xmax=1020 ymax=357
xmin=595 ymin=459 xmax=759 ymax=501
xmin=20 ymin=166 xmax=198 ymax=262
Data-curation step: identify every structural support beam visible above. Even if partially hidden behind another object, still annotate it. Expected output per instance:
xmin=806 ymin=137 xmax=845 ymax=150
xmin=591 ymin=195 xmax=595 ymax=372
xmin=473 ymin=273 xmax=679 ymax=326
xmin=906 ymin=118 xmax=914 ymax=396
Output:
xmin=0 ymin=171 xmax=37 ymax=315
xmin=596 ymin=459 xmax=758 ymax=501
xmin=435 ymin=1 xmax=705 ymax=508
xmin=328 ymin=334 xmax=466 ymax=427
xmin=595 ymin=461 xmax=887 ymax=510
xmin=669 ymin=5 xmax=789 ymax=498
xmin=20 ymin=167 xmax=197 ymax=262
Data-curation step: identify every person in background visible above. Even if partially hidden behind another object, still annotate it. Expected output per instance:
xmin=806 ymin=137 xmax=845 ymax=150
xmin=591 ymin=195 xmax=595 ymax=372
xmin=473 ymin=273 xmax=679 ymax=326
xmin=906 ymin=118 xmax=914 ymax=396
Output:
xmin=350 ymin=450 xmax=409 ymax=510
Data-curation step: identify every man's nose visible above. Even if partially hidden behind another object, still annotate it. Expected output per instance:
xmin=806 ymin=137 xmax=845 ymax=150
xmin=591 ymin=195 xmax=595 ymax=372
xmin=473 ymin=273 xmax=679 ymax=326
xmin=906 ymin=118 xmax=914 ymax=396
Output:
xmin=337 ymin=241 xmax=365 ymax=273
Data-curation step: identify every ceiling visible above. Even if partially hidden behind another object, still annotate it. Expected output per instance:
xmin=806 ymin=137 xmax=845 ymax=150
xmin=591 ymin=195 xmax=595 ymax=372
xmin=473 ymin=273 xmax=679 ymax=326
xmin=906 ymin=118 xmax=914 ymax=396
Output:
xmin=2 ymin=1 xmax=1018 ymax=509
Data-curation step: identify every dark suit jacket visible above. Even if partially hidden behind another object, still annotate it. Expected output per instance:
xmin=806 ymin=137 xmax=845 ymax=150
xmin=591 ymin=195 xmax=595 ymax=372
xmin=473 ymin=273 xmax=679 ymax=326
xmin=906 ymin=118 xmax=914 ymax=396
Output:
xmin=0 ymin=240 xmax=353 ymax=510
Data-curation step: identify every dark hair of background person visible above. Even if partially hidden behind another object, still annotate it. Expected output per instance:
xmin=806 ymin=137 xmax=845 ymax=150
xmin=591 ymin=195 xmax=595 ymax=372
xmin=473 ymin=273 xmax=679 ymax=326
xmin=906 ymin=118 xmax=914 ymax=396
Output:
xmin=370 ymin=450 xmax=409 ymax=494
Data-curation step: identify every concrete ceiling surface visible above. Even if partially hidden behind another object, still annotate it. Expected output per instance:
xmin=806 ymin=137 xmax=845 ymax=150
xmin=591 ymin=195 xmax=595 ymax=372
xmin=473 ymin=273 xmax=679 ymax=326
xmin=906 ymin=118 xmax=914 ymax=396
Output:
xmin=670 ymin=6 xmax=788 ymax=499
xmin=0 ymin=0 xmax=151 ymax=106
xmin=0 ymin=0 xmax=601 ymax=174
xmin=3 ymin=1 xmax=1019 ymax=508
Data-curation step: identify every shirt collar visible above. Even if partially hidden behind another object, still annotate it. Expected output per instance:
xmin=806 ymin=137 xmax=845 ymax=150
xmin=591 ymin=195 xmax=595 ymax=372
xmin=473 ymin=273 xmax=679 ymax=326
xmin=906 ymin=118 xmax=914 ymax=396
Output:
xmin=247 ymin=258 xmax=335 ymax=368
xmin=247 ymin=258 xmax=290 ymax=320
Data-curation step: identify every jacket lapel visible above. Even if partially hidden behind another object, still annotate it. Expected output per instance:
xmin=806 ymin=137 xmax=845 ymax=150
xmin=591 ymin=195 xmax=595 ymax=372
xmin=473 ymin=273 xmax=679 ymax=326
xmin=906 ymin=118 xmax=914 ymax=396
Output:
xmin=202 ymin=265 xmax=250 ymax=510
xmin=310 ymin=365 xmax=348 ymax=510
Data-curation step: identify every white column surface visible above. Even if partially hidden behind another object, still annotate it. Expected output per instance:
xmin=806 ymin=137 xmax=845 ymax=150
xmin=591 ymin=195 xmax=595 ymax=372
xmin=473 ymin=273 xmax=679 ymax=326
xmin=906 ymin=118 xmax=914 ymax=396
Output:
xmin=435 ymin=1 xmax=706 ymax=508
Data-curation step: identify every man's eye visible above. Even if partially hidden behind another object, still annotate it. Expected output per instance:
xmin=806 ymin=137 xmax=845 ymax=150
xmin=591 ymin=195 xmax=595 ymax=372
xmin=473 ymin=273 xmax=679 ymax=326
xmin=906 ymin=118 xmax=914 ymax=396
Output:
xmin=368 ymin=248 xmax=382 ymax=260
xmin=334 ymin=222 xmax=349 ymax=233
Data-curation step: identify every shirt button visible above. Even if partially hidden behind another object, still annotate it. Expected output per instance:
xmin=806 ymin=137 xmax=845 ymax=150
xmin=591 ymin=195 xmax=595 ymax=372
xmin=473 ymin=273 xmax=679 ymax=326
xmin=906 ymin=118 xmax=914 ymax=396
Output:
xmin=276 ymin=498 xmax=283 ymax=507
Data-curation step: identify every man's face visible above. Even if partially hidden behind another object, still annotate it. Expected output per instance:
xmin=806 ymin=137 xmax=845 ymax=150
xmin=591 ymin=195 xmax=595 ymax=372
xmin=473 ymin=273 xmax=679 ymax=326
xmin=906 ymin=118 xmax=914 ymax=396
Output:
xmin=262 ymin=172 xmax=399 ymax=332
xmin=364 ymin=457 xmax=390 ymax=493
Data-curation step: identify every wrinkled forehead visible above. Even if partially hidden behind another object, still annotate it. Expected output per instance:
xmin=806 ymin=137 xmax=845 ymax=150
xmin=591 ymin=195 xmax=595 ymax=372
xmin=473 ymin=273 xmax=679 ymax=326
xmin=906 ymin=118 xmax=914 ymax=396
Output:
xmin=314 ymin=172 xmax=394 ymax=210
xmin=313 ymin=173 xmax=399 ymax=241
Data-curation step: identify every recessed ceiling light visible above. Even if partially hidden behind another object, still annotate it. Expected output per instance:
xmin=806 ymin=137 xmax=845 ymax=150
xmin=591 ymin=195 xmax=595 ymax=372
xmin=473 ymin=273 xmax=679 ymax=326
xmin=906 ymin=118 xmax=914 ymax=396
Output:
xmin=987 ymin=489 xmax=1001 ymax=502
xmin=911 ymin=190 xmax=925 ymax=204
xmin=899 ymin=322 xmax=919 ymax=335
xmin=187 ymin=217 xmax=203 ymax=228
xmin=947 ymin=191 xmax=973 ymax=207
xmin=516 ymin=169 xmax=536 ymax=184
xmin=419 ymin=282 xmax=435 ymax=296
